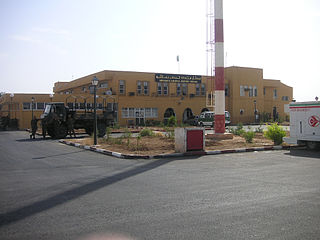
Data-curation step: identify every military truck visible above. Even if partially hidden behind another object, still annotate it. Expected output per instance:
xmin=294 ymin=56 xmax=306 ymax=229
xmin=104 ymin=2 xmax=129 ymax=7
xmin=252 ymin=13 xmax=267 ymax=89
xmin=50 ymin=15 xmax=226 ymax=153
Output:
xmin=40 ymin=102 xmax=115 ymax=139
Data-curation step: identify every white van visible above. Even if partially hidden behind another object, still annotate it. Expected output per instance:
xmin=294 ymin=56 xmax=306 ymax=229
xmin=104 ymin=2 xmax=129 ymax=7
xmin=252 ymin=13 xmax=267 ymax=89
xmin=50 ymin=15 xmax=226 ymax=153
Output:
xmin=197 ymin=111 xmax=231 ymax=127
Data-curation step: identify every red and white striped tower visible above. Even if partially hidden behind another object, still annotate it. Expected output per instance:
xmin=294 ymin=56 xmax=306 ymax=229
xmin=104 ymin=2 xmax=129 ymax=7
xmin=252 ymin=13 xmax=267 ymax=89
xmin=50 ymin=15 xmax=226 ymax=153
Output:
xmin=214 ymin=0 xmax=225 ymax=133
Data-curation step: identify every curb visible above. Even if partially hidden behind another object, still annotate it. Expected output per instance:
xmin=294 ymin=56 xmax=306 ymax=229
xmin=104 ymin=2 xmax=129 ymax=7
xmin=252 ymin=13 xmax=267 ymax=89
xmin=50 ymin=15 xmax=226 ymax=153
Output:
xmin=59 ymin=140 xmax=294 ymax=159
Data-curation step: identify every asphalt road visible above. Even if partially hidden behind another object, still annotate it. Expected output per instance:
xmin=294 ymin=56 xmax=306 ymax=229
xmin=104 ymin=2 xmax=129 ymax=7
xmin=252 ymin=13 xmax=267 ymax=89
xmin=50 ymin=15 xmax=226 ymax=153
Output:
xmin=0 ymin=131 xmax=320 ymax=240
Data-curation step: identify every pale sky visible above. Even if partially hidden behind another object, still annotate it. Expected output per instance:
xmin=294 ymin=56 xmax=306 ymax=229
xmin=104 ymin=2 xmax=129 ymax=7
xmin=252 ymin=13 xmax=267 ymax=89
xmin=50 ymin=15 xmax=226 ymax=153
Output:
xmin=0 ymin=0 xmax=319 ymax=101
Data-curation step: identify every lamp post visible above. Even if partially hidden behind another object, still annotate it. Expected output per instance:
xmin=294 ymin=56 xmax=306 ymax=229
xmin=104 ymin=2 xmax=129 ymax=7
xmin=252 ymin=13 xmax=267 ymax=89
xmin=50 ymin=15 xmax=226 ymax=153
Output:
xmin=254 ymin=100 xmax=257 ymax=123
xmin=9 ymin=93 xmax=14 ymax=119
xmin=50 ymin=93 xmax=53 ymax=102
xmin=92 ymin=76 xmax=99 ymax=145
xmin=31 ymin=97 xmax=35 ymax=120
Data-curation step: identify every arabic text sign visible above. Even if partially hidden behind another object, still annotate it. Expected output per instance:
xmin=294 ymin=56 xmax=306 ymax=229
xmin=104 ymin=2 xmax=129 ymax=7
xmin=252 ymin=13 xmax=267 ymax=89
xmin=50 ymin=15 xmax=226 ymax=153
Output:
xmin=155 ymin=73 xmax=202 ymax=83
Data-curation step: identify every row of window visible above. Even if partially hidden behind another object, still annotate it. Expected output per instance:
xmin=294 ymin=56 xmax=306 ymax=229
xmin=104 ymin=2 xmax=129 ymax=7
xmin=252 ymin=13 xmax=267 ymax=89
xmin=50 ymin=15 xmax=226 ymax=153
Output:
xmin=240 ymin=85 xmax=258 ymax=97
xmin=122 ymin=108 xmax=158 ymax=118
xmin=62 ymin=82 xmax=109 ymax=95
xmin=119 ymin=80 xmax=206 ymax=96
xmin=22 ymin=102 xmax=115 ymax=111
xmin=23 ymin=102 xmax=46 ymax=110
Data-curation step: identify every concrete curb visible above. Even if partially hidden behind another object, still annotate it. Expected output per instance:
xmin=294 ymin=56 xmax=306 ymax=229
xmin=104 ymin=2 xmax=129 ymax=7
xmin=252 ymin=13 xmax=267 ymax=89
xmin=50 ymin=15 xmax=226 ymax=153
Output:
xmin=59 ymin=140 xmax=294 ymax=159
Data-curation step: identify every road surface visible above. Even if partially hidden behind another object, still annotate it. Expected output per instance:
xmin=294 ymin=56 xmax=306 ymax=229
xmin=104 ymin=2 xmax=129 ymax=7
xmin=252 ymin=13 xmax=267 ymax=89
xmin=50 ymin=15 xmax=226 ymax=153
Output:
xmin=0 ymin=131 xmax=319 ymax=240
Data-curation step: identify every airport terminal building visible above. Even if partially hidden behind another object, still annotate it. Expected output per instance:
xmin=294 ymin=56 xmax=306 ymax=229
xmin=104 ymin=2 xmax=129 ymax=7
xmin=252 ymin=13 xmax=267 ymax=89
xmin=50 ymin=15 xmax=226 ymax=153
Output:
xmin=0 ymin=66 xmax=293 ymax=129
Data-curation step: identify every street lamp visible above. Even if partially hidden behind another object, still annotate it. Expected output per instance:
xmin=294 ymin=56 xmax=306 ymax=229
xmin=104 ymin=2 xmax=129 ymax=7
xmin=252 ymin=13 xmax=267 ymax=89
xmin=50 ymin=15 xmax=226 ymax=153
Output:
xmin=92 ymin=76 xmax=99 ymax=145
xmin=31 ymin=97 xmax=35 ymax=120
xmin=254 ymin=100 xmax=257 ymax=123
xmin=9 ymin=93 xmax=14 ymax=119
xmin=50 ymin=93 xmax=53 ymax=102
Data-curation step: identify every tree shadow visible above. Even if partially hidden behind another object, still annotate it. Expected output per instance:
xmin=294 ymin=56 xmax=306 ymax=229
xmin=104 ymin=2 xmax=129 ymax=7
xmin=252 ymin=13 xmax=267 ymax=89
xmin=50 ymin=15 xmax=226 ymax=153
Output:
xmin=0 ymin=158 xmax=173 ymax=227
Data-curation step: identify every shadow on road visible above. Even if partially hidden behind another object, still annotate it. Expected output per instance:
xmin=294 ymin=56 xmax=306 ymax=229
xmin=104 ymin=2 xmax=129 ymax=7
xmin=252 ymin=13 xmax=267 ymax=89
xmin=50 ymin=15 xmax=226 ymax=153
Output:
xmin=0 ymin=158 xmax=173 ymax=227
xmin=32 ymin=150 xmax=86 ymax=160
xmin=15 ymin=135 xmax=87 ymax=142
xmin=285 ymin=148 xmax=320 ymax=159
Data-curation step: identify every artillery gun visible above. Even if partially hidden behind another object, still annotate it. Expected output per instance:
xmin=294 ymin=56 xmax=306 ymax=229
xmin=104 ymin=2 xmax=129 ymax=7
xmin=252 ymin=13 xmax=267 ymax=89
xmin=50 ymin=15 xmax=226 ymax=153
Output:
xmin=40 ymin=102 xmax=115 ymax=139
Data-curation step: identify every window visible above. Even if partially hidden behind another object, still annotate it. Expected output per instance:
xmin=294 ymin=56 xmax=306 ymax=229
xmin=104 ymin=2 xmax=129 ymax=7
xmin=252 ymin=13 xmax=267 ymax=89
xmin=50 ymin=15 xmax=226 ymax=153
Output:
xmin=137 ymin=81 xmax=142 ymax=95
xmin=273 ymin=89 xmax=278 ymax=98
xmin=201 ymin=84 xmax=206 ymax=96
xmin=182 ymin=84 xmax=188 ymax=96
xmin=23 ymin=102 xmax=30 ymax=110
xmin=129 ymin=108 xmax=134 ymax=118
xmin=86 ymin=103 xmax=92 ymax=110
xmin=82 ymin=87 xmax=86 ymax=92
xmin=99 ymin=82 xmax=108 ymax=88
xmin=196 ymin=84 xmax=200 ymax=96
xmin=163 ymin=83 xmax=168 ymax=95
xmin=249 ymin=86 xmax=253 ymax=97
xmin=80 ymin=103 xmax=85 ymax=109
xmin=225 ymin=84 xmax=229 ymax=96
xmin=240 ymin=85 xmax=245 ymax=96
xmin=122 ymin=108 xmax=128 ymax=118
xmin=176 ymin=83 xmax=181 ymax=95
xmin=263 ymin=88 xmax=266 ymax=95
xmin=67 ymin=102 xmax=73 ymax=109
xmin=152 ymin=108 xmax=158 ymax=117
xmin=253 ymin=86 xmax=257 ymax=97
xmin=145 ymin=108 xmax=151 ymax=118
xmin=89 ymin=86 xmax=94 ymax=94
xmin=121 ymin=107 xmax=158 ymax=118
xmin=119 ymin=80 xmax=125 ymax=94
xmin=143 ymin=81 xmax=149 ymax=95
xmin=37 ymin=102 xmax=45 ymax=110
xmin=282 ymin=96 xmax=289 ymax=101
xmin=157 ymin=82 xmax=162 ymax=95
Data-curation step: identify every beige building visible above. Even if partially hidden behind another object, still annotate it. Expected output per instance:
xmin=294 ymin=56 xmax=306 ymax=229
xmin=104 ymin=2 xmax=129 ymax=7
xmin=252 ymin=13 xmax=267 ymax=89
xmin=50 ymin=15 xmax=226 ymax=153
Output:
xmin=0 ymin=66 xmax=293 ymax=129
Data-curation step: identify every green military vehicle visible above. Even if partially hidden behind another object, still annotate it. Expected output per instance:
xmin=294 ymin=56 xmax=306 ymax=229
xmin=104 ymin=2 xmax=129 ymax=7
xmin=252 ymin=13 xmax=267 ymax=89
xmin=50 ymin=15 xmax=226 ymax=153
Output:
xmin=40 ymin=102 xmax=115 ymax=139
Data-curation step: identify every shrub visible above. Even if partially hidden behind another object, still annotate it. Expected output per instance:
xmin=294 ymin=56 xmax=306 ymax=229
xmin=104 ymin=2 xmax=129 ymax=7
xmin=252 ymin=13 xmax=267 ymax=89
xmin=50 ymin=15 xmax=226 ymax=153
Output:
xmin=230 ymin=122 xmax=245 ymax=136
xmin=106 ymin=127 xmax=112 ymax=140
xmin=167 ymin=116 xmax=177 ymax=127
xmin=145 ymin=119 xmax=161 ymax=126
xmin=164 ymin=126 xmax=174 ymax=139
xmin=139 ymin=128 xmax=154 ymax=137
xmin=255 ymin=125 xmax=263 ymax=133
xmin=123 ymin=128 xmax=132 ymax=146
xmin=264 ymin=123 xmax=286 ymax=145
xmin=243 ymin=131 xmax=255 ymax=143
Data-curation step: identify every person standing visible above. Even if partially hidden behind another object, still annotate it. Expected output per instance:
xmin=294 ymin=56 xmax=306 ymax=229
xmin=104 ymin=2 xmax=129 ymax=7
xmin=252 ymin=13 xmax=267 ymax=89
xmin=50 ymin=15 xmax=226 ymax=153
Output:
xmin=67 ymin=114 xmax=76 ymax=138
xmin=30 ymin=116 xmax=38 ymax=139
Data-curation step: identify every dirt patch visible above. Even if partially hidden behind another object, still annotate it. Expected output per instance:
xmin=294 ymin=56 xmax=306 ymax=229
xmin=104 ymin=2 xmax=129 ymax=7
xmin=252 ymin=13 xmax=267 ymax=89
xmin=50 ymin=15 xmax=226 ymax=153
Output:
xmin=205 ymin=133 xmax=274 ymax=150
xmin=68 ymin=131 xmax=276 ymax=156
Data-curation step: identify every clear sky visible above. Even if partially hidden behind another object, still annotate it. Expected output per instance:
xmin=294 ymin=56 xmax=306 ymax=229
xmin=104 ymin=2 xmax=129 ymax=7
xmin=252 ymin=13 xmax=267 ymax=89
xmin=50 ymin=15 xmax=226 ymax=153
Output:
xmin=0 ymin=0 xmax=319 ymax=101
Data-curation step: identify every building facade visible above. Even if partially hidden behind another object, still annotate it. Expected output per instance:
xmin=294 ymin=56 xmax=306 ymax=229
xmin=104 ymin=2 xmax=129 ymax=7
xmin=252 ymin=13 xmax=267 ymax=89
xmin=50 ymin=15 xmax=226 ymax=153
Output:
xmin=0 ymin=66 xmax=293 ymax=129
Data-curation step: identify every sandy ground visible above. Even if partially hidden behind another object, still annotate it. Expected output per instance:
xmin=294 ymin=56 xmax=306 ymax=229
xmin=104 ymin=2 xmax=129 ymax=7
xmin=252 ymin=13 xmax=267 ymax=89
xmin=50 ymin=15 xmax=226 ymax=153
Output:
xmin=68 ymin=132 xmax=275 ymax=156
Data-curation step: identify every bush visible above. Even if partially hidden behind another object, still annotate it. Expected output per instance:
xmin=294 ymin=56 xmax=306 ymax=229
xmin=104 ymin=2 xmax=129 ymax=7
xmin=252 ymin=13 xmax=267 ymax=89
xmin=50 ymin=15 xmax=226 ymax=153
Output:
xmin=264 ymin=123 xmax=286 ymax=145
xmin=123 ymin=128 xmax=132 ymax=146
xmin=164 ymin=126 xmax=174 ymax=139
xmin=230 ymin=122 xmax=245 ymax=136
xmin=145 ymin=119 xmax=161 ymax=126
xmin=106 ymin=127 xmax=112 ymax=140
xmin=167 ymin=116 xmax=177 ymax=127
xmin=243 ymin=131 xmax=255 ymax=143
xmin=139 ymin=128 xmax=154 ymax=137
xmin=255 ymin=125 xmax=263 ymax=133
